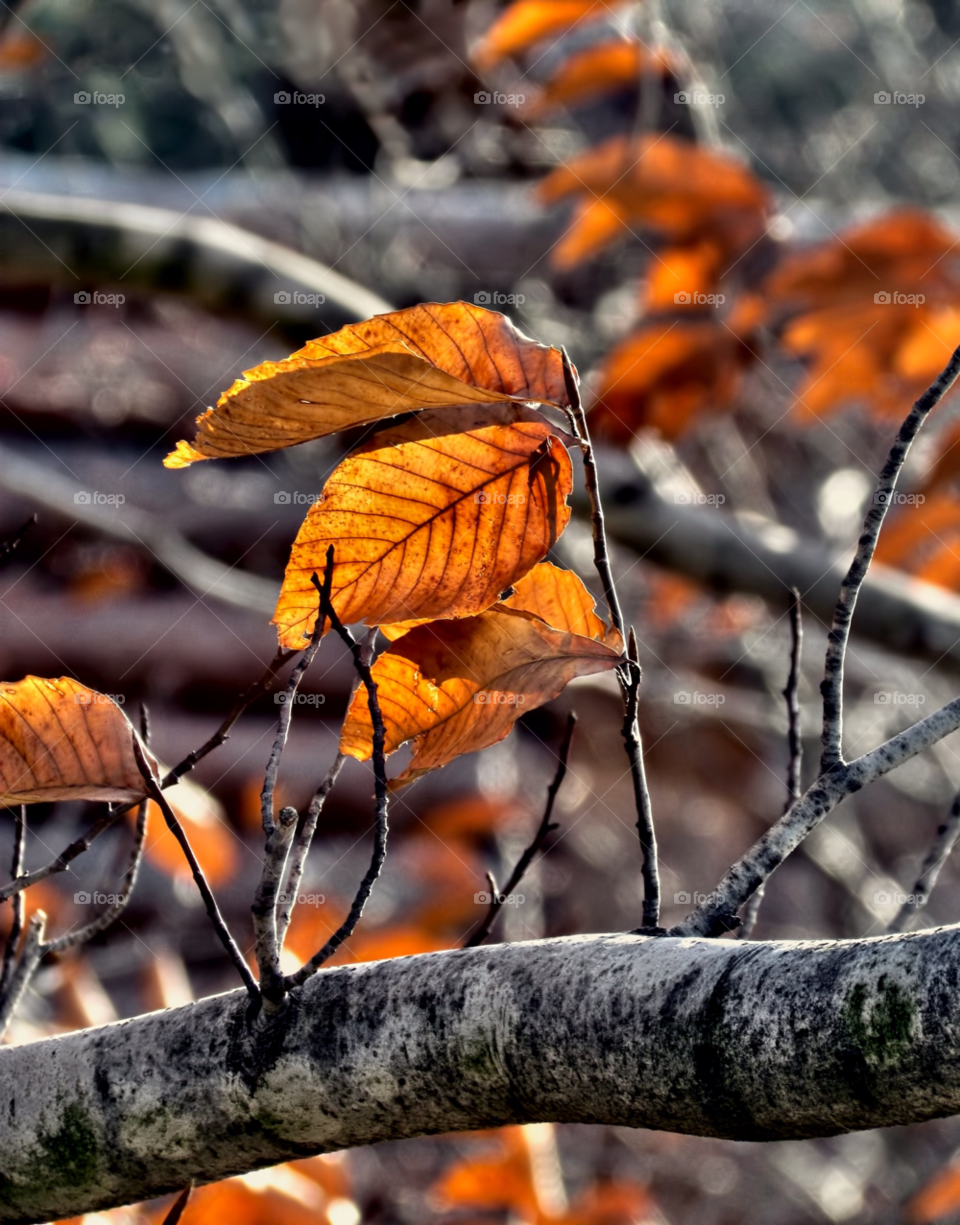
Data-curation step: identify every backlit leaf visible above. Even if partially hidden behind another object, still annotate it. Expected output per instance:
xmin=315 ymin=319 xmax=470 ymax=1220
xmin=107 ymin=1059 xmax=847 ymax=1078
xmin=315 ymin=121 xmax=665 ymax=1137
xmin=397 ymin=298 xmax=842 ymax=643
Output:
xmin=474 ymin=0 xmax=612 ymax=70
xmin=165 ymin=303 xmax=567 ymax=466
xmin=273 ymin=404 xmax=574 ymax=646
xmin=503 ymin=560 xmax=611 ymax=641
xmin=0 ymin=677 xmax=155 ymax=806
xmin=526 ymin=41 xmax=672 ymax=118
xmin=339 ymin=604 xmax=621 ymax=786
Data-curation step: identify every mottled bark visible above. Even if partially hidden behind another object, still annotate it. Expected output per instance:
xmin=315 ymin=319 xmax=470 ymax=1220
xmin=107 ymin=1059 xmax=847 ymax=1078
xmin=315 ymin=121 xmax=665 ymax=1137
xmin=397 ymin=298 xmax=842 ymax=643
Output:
xmin=4 ymin=929 xmax=960 ymax=1223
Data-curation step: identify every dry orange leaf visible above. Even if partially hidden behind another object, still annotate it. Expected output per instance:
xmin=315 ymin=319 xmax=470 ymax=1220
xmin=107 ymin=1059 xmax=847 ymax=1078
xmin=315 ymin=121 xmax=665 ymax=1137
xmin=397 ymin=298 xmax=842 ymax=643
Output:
xmin=592 ymin=319 xmax=757 ymax=440
xmin=339 ymin=604 xmax=621 ymax=786
xmin=526 ymin=41 xmax=671 ymax=118
xmin=503 ymin=560 xmax=610 ymax=641
xmin=273 ymin=403 xmax=574 ymax=646
xmin=165 ymin=302 xmax=567 ymax=466
xmin=906 ymin=1161 xmax=960 ymax=1224
xmin=0 ymin=677 xmax=155 ymax=806
xmin=641 ymin=240 xmax=724 ymax=313
xmin=539 ymin=134 xmax=768 ymax=268
xmin=140 ymin=775 xmax=238 ymax=888
xmin=474 ymin=0 xmax=612 ymax=70
xmin=874 ymin=489 xmax=960 ymax=591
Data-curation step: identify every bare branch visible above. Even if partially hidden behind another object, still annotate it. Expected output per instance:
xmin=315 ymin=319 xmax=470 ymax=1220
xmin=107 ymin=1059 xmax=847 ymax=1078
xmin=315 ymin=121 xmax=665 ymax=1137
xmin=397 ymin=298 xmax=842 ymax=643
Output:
xmin=0 ymin=807 xmax=26 ymax=1000
xmin=740 ymin=590 xmax=803 ymax=940
xmin=43 ymin=800 xmax=149 ymax=957
xmin=464 ymin=712 xmax=576 ymax=948
xmin=251 ymin=806 xmax=299 ymax=1008
xmin=276 ymin=753 xmax=346 ymax=947
xmin=161 ymin=1185 xmax=193 ymax=1225
xmin=0 ymin=911 xmax=45 ymax=1041
xmin=672 ymin=691 xmax=960 ymax=937
xmin=820 ymin=344 xmax=960 ymax=774
xmin=283 ymin=551 xmax=389 ymax=989
xmin=133 ymin=739 xmax=260 ymax=1006
xmin=888 ymin=791 xmax=960 ymax=934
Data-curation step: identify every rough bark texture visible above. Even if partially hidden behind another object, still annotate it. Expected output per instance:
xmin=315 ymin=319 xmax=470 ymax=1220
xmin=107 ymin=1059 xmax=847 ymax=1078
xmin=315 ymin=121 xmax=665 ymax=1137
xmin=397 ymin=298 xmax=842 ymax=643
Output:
xmin=3 ymin=929 xmax=960 ymax=1223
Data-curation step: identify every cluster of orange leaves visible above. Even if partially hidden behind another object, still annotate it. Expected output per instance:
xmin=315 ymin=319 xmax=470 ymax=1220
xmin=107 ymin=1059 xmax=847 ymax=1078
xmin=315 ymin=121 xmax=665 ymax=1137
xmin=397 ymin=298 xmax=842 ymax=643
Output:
xmin=473 ymin=0 xmax=960 ymax=598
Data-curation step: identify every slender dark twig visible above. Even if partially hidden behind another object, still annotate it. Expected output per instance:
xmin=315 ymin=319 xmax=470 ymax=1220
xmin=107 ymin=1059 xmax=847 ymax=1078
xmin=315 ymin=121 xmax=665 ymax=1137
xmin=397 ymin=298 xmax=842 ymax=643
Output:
xmin=252 ymin=806 xmax=299 ymax=1007
xmin=0 ymin=806 xmax=26 ymax=1000
xmin=133 ymin=739 xmax=260 ymax=1005
xmin=0 ymin=648 xmax=297 ymax=906
xmin=0 ymin=911 xmax=45 ymax=1041
xmin=741 ymin=591 xmax=803 ymax=940
xmin=820 ymin=343 xmax=960 ymax=775
xmin=43 ymin=799 xmax=149 ymax=956
xmin=161 ymin=1185 xmax=194 ymax=1225
xmin=276 ymin=753 xmax=346 ymax=946
xmin=561 ymin=348 xmax=625 ymax=639
xmin=284 ymin=550 xmax=390 ymax=989
xmin=465 ymin=713 xmax=577 ymax=948
xmin=262 ymin=577 xmax=329 ymax=836
xmin=0 ymin=515 xmax=35 ymax=566
xmin=561 ymin=351 xmax=659 ymax=928
xmin=888 ymin=791 xmax=960 ymax=934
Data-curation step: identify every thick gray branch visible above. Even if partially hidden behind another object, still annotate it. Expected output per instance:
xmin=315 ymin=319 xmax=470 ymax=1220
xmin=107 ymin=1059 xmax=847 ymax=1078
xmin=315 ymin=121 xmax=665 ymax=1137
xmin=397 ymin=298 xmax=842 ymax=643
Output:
xmin=4 ymin=929 xmax=960 ymax=1222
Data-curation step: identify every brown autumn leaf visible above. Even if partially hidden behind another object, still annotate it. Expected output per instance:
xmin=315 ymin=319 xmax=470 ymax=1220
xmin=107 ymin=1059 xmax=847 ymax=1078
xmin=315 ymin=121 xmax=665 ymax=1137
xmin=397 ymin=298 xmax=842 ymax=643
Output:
xmin=473 ymin=0 xmax=609 ymax=70
xmin=339 ymin=604 xmax=621 ymax=786
xmin=503 ymin=560 xmax=611 ymax=641
xmin=525 ymin=41 xmax=673 ymax=118
xmin=0 ymin=677 xmax=155 ymax=806
xmin=164 ymin=302 xmax=568 ymax=467
xmin=273 ymin=404 xmax=574 ymax=647
xmin=538 ymin=134 xmax=768 ymax=269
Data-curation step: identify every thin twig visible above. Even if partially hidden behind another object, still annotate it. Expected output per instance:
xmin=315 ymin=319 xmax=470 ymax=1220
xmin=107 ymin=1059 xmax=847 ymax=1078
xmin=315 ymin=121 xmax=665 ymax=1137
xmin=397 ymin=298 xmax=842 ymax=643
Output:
xmin=0 ymin=807 xmax=26 ymax=1000
xmin=0 ymin=515 xmax=35 ymax=565
xmin=672 ymin=690 xmax=960 ymax=937
xmin=623 ymin=630 xmax=659 ymax=929
xmin=252 ymin=806 xmax=299 ymax=1007
xmin=887 ymin=791 xmax=960 ymax=934
xmin=161 ymin=1185 xmax=193 ymax=1225
xmin=284 ymin=551 xmax=390 ymax=989
xmin=464 ymin=713 xmax=576 ymax=948
xmin=561 ymin=351 xmax=659 ymax=928
xmin=561 ymin=348 xmax=625 ymax=639
xmin=0 ymin=647 xmax=297 ymax=905
xmin=276 ymin=753 xmax=346 ymax=947
xmin=133 ymin=739 xmax=260 ymax=1006
xmin=261 ymin=577 xmax=329 ymax=836
xmin=43 ymin=800 xmax=149 ymax=956
xmin=0 ymin=911 xmax=45 ymax=1041
xmin=740 ymin=591 xmax=804 ymax=940
xmin=820 ymin=343 xmax=960 ymax=775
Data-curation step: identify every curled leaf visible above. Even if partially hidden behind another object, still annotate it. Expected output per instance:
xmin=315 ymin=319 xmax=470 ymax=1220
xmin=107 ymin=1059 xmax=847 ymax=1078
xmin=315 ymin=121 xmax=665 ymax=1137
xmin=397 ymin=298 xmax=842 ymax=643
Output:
xmin=0 ymin=677 xmax=155 ymax=806
xmin=273 ymin=404 xmax=574 ymax=646
xmin=340 ymin=604 xmax=621 ymax=786
xmin=504 ymin=560 xmax=616 ymax=644
xmin=165 ymin=302 xmax=567 ymax=466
